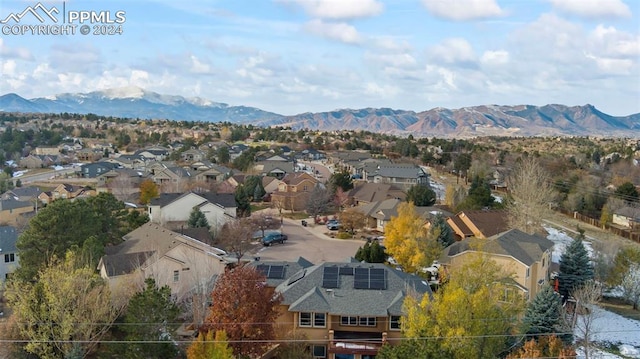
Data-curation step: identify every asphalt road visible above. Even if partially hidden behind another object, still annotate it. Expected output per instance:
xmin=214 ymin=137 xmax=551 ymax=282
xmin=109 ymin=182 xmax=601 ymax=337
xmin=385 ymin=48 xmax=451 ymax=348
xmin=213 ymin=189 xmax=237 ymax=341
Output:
xmin=252 ymin=217 xmax=364 ymax=263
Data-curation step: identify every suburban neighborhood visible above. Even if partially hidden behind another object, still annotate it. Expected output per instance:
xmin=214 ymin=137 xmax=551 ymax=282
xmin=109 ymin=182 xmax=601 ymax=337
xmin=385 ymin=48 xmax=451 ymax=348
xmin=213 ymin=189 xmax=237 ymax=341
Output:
xmin=0 ymin=112 xmax=639 ymax=359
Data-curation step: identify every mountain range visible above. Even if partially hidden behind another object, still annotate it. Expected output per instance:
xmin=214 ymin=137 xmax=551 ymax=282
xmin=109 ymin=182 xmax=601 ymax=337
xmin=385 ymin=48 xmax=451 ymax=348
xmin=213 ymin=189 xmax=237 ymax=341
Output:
xmin=1 ymin=87 xmax=639 ymax=137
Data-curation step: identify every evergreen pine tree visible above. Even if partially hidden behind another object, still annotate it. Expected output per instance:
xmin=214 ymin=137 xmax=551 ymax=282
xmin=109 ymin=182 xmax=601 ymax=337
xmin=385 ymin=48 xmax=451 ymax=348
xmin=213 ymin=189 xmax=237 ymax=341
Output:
xmin=188 ymin=207 xmax=210 ymax=229
xmin=522 ymin=286 xmax=572 ymax=343
xmin=235 ymin=184 xmax=251 ymax=217
xmin=369 ymin=241 xmax=387 ymax=263
xmin=558 ymin=227 xmax=593 ymax=300
xmin=431 ymin=213 xmax=454 ymax=247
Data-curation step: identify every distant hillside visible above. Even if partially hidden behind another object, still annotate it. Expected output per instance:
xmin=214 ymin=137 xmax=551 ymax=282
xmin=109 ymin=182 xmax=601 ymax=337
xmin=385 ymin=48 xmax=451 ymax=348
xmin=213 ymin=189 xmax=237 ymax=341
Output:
xmin=1 ymin=87 xmax=639 ymax=137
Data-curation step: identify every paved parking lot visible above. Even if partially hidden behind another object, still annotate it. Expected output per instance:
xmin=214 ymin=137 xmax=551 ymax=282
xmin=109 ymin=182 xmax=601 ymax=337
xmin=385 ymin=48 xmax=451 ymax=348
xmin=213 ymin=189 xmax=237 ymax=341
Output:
xmin=251 ymin=217 xmax=365 ymax=264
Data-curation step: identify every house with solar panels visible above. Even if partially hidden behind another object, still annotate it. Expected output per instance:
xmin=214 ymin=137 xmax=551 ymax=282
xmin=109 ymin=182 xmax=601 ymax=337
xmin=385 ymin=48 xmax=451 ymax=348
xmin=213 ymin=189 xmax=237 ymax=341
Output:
xmin=251 ymin=257 xmax=432 ymax=359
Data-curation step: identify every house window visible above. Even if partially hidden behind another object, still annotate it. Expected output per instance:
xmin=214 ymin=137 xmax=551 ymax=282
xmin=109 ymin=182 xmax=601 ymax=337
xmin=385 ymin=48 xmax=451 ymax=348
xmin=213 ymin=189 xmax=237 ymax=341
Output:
xmin=173 ymin=270 xmax=179 ymax=282
xmin=359 ymin=317 xmax=376 ymax=327
xmin=300 ymin=312 xmax=325 ymax=327
xmin=341 ymin=316 xmax=357 ymax=326
xmin=314 ymin=313 xmax=326 ymax=327
xmin=526 ymin=267 xmax=530 ymax=278
xmin=312 ymin=345 xmax=326 ymax=358
xmin=542 ymin=257 xmax=545 ymax=267
xmin=299 ymin=312 xmax=312 ymax=327
xmin=303 ymin=185 xmax=308 ymax=191
xmin=390 ymin=315 xmax=401 ymax=330
xmin=4 ymin=253 xmax=15 ymax=263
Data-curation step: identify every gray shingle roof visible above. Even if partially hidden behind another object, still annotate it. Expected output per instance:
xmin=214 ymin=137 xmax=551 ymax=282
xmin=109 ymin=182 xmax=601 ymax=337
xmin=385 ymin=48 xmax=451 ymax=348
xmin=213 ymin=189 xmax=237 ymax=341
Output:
xmin=0 ymin=198 xmax=32 ymax=211
xmin=263 ymin=260 xmax=431 ymax=317
xmin=441 ymin=229 xmax=554 ymax=266
xmin=0 ymin=226 xmax=18 ymax=252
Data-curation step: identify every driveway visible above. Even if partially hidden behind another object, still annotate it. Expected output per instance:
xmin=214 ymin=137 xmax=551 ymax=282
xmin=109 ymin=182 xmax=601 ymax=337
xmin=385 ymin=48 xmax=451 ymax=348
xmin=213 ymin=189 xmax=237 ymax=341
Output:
xmin=251 ymin=217 xmax=364 ymax=263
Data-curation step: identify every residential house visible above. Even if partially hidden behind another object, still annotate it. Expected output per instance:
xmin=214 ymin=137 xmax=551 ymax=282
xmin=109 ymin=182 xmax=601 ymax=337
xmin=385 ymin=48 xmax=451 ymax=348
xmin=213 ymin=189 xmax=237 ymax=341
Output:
xmin=0 ymin=198 xmax=33 ymax=225
xmin=262 ymin=176 xmax=282 ymax=196
xmin=97 ymin=222 xmax=234 ymax=301
xmin=356 ymin=198 xmax=402 ymax=232
xmin=78 ymin=161 xmax=119 ymax=178
xmin=181 ymin=148 xmax=206 ymax=162
xmin=134 ymin=146 xmax=170 ymax=162
xmin=446 ymin=210 xmax=510 ymax=240
xmin=97 ymin=168 xmax=146 ymax=202
xmin=271 ymin=172 xmax=318 ymax=212
xmin=0 ymin=226 xmax=19 ymax=281
xmin=329 ymin=151 xmax=373 ymax=173
xmin=19 ymin=155 xmax=44 ymax=169
xmin=440 ymin=229 xmax=554 ymax=301
xmin=75 ymin=148 xmax=104 ymax=162
xmin=253 ymin=258 xmax=432 ymax=359
xmin=367 ymin=164 xmax=429 ymax=190
xmin=612 ymin=206 xmax=640 ymax=229
xmin=348 ymin=183 xmax=406 ymax=206
xmin=148 ymin=192 xmax=237 ymax=230
xmin=151 ymin=166 xmax=194 ymax=191
xmin=1 ymin=186 xmax=41 ymax=202
xmin=33 ymin=146 xmax=60 ymax=156
xmin=194 ymin=164 xmax=232 ymax=183
xmin=38 ymin=183 xmax=93 ymax=205
xmin=253 ymin=160 xmax=296 ymax=180
xmin=299 ymin=148 xmax=326 ymax=161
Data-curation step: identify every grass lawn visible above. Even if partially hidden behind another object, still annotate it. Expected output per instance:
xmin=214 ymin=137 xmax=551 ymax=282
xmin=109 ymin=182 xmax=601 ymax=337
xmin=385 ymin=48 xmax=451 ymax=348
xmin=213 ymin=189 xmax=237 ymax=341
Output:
xmin=600 ymin=296 xmax=640 ymax=321
xmin=249 ymin=203 xmax=271 ymax=212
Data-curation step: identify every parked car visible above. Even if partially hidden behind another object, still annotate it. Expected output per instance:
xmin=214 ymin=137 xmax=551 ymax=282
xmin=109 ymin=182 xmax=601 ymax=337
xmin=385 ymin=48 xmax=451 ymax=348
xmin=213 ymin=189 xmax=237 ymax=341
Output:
xmin=326 ymin=219 xmax=340 ymax=230
xmin=262 ymin=233 xmax=288 ymax=246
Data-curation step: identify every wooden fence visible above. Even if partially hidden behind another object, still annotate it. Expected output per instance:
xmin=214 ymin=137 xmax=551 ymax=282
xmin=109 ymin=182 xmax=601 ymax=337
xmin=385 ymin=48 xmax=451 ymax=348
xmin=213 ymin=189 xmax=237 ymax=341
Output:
xmin=558 ymin=208 xmax=640 ymax=243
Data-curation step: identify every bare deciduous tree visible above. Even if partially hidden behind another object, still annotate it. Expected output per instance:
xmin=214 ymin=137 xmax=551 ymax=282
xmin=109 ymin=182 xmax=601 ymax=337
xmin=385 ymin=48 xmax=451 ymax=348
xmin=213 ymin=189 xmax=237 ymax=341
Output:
xmin=506 ymin=157 xmax=557 ymax=234
xmin=216 ymin=218 xmax=255 ymax=263
xmin=250 ymin=212 xmax=279 ymax=238
xmin=572 ymin=281 xmax=603 ymax=359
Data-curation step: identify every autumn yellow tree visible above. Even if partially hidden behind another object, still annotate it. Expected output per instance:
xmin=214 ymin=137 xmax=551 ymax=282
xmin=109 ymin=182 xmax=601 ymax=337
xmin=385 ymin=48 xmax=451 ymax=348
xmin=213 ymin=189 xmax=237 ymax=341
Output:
xmin=394 ymin=254 xmax=524 ymax=359
xmin=384 ymin=202 xmax=439 ymax=273
xmin=5 ymin=252 xmax=125 ymax=358
xmin=139 ymin=179 xmax=159 ymax=205
xmin=187 ymin=330 xmax=234 ymax=359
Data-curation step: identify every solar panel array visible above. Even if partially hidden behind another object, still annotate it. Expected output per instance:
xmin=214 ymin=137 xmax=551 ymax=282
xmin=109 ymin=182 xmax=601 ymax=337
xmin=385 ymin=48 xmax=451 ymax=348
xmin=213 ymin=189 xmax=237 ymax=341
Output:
xmin=320 ymin=265 xmax=387 ymax=290
xmin=256 ymin=264 xmax=286 ymax=279
xmin=339 ymin=266 xmax=354 ymax=275
xmin=354 ymin=267 xmax=387 ymax=290
xmin=322 ymin=266 xmax=339 ymax=288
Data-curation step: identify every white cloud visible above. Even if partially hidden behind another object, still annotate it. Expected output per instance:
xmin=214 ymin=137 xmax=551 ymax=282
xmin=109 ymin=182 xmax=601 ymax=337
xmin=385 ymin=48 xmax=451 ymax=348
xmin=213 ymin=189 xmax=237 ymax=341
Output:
xmin=1 ymin=59 xmax=17 ymax=75
xmin=190 ymin=55 xmax=211 ymax=74
xmin=421 ymin=0 xmax=505 ymax=21
xmin=584 ymin=52 xmax=634 ymax=75
xmin=0 ymin=38 xmax=34 ymax=61
xmin=304 ymin=19 xmax=361 ymax=44
xmin=546 ymin=0 xmax=631 ymax=19
xmin=280 ymin=0 xmax=383 ymax=19
xmin=590 ymin=25 xmax=640 ymax=58
xmin=364 ymin=82 xmax=400 ymax=97
xmin=427 ymin=38 xmax=476 ymax=64
xmin=480 ymin=50 xmax=510 ymax=66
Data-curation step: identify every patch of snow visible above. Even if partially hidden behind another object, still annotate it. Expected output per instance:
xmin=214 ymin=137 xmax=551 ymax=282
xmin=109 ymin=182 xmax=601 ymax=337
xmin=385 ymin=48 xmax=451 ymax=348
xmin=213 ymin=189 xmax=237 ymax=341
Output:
xmin=544 ymin=225 xmax=594 ymax=263
xmin=429 ymin=179 xmax=445 ymax=201
xmin=575 ymin=306 xmax=640 ymax=358
xmin=492 ymin=194 xmax=503 ymax=203
xmin=101 ymin=86 xmax=145 ymax=99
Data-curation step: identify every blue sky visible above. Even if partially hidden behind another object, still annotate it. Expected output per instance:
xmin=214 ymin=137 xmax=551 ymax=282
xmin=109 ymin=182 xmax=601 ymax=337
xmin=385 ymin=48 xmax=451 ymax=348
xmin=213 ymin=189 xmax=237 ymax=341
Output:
xmin=1 ymin=0 xmax=639 ymax=116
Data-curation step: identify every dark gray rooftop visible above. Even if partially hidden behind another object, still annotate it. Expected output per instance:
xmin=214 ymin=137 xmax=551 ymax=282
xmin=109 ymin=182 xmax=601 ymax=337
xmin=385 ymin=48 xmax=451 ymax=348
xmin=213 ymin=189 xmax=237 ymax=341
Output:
xmin=257 ymin=259 xmax=431 ymax=317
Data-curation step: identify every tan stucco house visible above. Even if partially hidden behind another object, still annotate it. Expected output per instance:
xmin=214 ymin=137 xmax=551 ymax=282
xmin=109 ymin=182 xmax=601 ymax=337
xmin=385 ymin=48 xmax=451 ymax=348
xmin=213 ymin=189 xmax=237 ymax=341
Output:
xmin=440 ymin=229 xmax=554 ymax=301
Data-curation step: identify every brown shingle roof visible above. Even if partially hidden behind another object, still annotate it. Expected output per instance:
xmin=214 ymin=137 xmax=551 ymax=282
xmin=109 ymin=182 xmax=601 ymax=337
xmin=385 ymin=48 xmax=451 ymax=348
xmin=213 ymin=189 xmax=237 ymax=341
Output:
xmin=458 ymin=210 xmax=509 ymax=238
